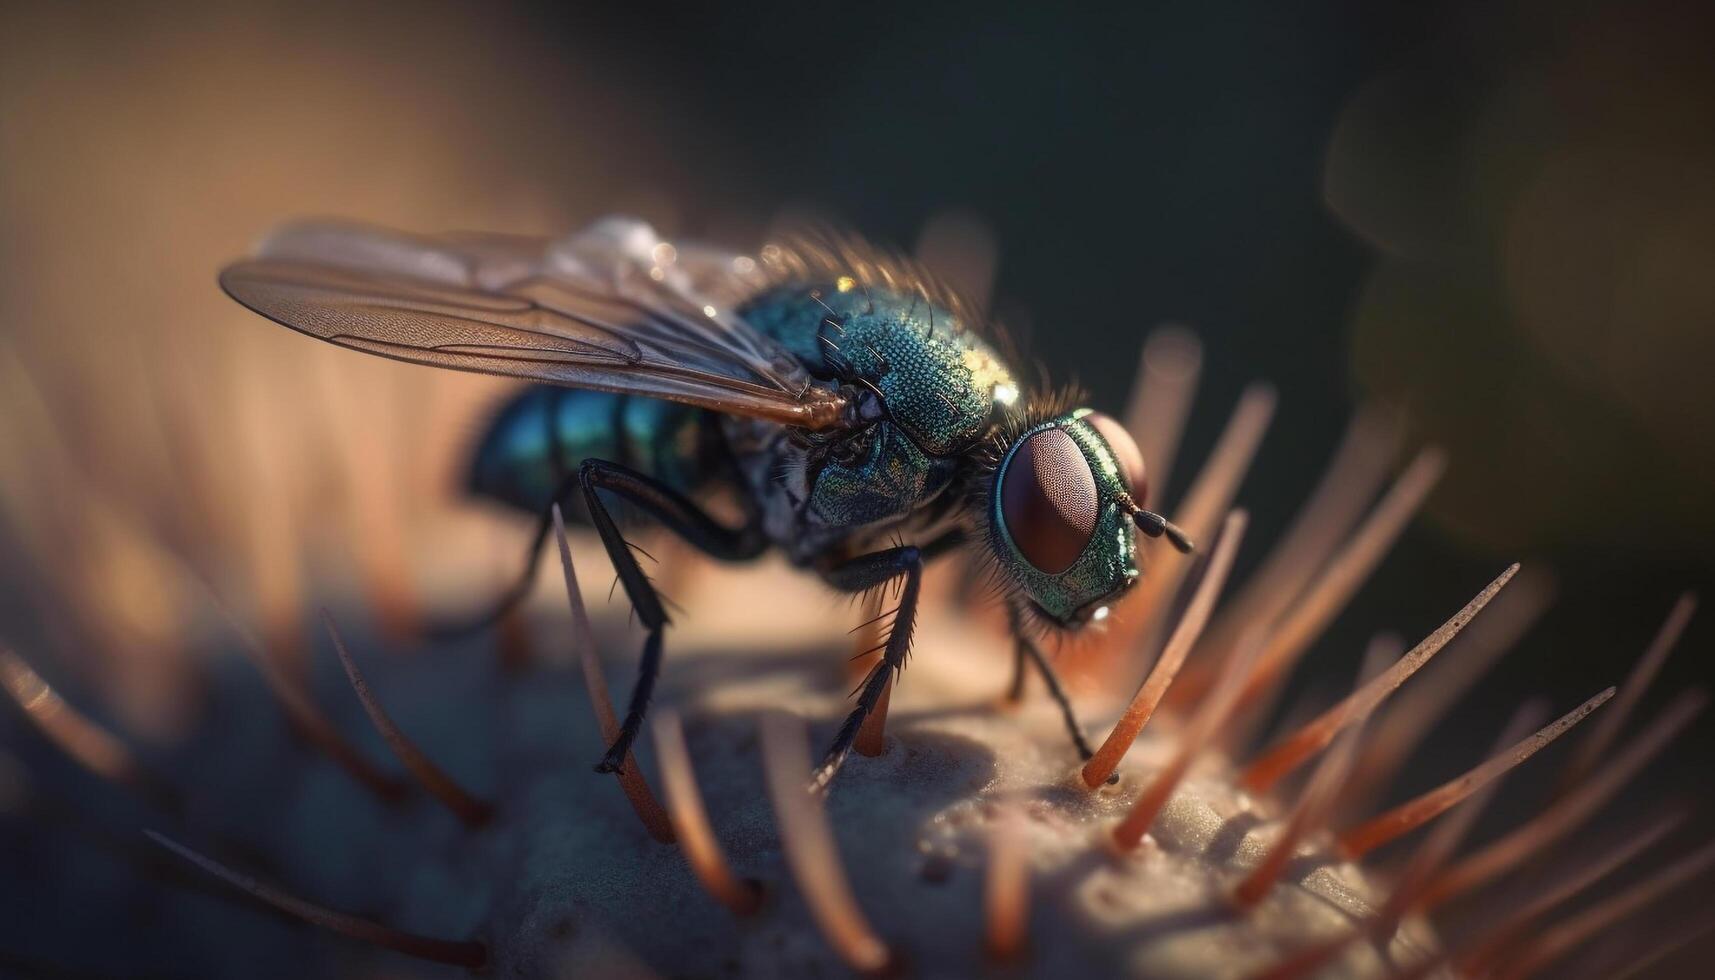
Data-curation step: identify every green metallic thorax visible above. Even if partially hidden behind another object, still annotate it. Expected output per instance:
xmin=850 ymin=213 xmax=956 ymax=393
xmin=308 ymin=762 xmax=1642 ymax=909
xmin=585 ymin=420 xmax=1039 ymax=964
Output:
xmin=739 ymin=282 xmax=1018 ymax=536
xmin=742 ymin=282 xmax=1014 ymax=453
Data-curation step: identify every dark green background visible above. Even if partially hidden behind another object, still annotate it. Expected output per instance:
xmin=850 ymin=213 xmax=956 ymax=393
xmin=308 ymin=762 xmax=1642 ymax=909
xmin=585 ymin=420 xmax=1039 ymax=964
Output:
xmin=537 ymin=7 xmax=1715 ymax=962
xmin=531 ymin=0 xmax=1715 ymax=792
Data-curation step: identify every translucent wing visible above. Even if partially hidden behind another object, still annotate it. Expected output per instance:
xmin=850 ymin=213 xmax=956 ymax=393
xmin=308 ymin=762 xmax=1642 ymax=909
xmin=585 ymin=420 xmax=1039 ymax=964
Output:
xmin=219 ymin=217 xmax=849 ymax=429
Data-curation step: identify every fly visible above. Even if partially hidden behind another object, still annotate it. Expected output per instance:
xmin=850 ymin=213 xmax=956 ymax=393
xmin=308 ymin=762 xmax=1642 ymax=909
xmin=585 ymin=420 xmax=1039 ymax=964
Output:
xmin=219 ymin=216 xmax=1192 ymax=791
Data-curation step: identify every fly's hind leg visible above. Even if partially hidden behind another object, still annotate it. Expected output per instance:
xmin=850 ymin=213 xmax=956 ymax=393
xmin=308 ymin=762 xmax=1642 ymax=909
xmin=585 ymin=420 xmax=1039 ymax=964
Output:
xmin=424 ymin=470 xmax=582 ymax=640
xmin=575 ymin=458 xmax=768 ymax=773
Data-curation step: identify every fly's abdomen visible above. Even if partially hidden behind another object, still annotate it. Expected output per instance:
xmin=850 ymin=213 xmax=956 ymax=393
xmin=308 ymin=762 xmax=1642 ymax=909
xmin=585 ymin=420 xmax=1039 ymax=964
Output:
xmin=468 ymin=386 xmax=718 ymax=515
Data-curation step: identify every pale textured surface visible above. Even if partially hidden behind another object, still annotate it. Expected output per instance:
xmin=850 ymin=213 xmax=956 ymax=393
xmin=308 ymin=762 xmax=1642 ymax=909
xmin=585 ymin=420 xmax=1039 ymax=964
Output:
xmin=446 ymin=549 xmax=1441 ymax=979
xmin=5 ymin=535 xmax=1441 ymax=978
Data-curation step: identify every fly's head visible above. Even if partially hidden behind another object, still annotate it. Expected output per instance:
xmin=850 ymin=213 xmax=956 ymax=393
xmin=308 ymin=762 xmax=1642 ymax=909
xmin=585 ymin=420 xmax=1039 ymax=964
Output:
xmin=982 ymin=406 xmax=1190 ymax=630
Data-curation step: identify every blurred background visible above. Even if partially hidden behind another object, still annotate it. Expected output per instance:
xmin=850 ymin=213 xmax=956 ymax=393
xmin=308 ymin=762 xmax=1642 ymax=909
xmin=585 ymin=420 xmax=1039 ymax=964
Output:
xmin=2 ymin=0 xmax=1712 ymax=975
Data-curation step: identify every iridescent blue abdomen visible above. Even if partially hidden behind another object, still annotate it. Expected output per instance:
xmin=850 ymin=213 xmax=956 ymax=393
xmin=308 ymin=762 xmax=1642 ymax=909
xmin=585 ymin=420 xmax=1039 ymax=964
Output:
xmin=468 ymin=387 xmax=716 ymax=515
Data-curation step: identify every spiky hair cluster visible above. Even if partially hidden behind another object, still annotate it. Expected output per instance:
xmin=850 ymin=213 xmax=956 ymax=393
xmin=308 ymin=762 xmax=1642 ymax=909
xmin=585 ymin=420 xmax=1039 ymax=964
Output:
xmin=754 ymin=225 xmax=980 ymax=325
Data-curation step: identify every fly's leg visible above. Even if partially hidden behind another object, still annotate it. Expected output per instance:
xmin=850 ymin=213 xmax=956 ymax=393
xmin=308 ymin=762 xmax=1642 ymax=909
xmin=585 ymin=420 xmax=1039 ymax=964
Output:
xmin=1005 ymin=642 xmax=1027 ymax=702
xmin=424 ymin=470 xmax=582 ymax=640
xmin=1017 ymin=634 xmax=1096 ymax=760
xmin=812 ymin=532 xmax=966 ymax=791
xmin=812 ymin=546 xmax=924 ymax=794
xmin=574 ymin=458 xmax=768 ymax=773
xmin=1008 ymin=605 xmax=1116 ymax=782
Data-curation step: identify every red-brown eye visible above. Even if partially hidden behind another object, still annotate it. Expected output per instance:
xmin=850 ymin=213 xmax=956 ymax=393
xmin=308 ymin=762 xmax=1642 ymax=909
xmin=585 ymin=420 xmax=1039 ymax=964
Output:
xmin=999 ymin=427 xmax=1098 ymax=573
xmin=1086 ymin=411 xmax=1148 ymax=505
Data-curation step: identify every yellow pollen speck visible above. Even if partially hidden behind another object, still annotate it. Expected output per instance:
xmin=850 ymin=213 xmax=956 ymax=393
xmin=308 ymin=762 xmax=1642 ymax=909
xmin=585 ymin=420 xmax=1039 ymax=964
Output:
xmin=836 ymin=276 xmax=856 ymax=293
xmin=961 ymin=347 xmax=1015 ymax=403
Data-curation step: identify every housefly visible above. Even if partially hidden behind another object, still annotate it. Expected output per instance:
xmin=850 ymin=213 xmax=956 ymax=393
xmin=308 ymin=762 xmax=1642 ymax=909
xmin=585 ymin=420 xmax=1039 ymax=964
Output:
xmin=220 ymin=217 xmax=1191 ymax=790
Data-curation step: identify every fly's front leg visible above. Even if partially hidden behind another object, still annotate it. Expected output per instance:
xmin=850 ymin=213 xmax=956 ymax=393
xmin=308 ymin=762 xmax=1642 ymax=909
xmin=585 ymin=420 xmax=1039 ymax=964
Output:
xmin=576 ymin=458 xmax=767 ymax=774
xmin=811 ymin=546 xmax=924 ymax=793
xmin=812 ymin=531 xmax=965 ymax=791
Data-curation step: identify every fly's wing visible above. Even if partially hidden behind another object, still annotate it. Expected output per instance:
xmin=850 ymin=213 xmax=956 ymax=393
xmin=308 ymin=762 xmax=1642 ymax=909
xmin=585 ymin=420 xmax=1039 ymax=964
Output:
xmin=219 ymin=217 xmax=848 ymax=430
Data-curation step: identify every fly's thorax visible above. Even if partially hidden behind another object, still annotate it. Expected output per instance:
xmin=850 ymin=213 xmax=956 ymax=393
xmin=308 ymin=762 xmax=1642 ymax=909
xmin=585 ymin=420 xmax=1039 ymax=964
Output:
xmin=807 ymin=420 xmax=958 ymax=529
xmin=718 ymin=411 xmax=956 ymax=562
xmin=739 ymin=282 xmax=1020 ymax=455
xmin=735 ymin=279 xmax=1019 ymax=549
xmin=988 ymin=409 xmax=1141 ymax=626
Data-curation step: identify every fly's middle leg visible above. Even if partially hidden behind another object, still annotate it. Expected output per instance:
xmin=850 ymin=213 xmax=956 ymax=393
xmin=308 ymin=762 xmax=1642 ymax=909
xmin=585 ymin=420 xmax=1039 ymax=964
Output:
xmin=575 ymin=458 xmax=767 ymax=774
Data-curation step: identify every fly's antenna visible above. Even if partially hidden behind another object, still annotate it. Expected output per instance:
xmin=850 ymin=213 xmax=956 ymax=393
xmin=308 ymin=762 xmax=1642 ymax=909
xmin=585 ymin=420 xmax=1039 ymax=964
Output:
xmin=1135 ymin=509 xmax=1194 ymax=554
xmin=1116 ymin=490 xmax=1194 ymax=553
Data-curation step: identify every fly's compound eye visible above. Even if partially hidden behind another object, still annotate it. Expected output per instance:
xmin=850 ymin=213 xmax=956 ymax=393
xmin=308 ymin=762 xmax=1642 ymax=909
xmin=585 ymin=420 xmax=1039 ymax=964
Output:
xmin=999 ymin=427 xmax=1098 ymax=573
xmin=1084 ymin=411 xmax=1147 ymax=505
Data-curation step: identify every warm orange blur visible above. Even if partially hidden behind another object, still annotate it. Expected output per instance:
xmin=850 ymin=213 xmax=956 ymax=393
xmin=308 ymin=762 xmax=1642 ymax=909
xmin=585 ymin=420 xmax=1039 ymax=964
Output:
xmin=0 ymin=1 xmax=663 ymax=737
